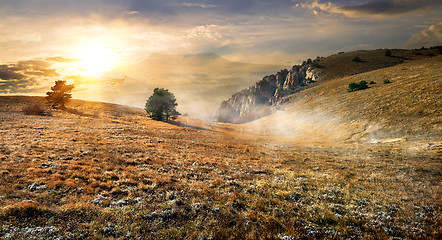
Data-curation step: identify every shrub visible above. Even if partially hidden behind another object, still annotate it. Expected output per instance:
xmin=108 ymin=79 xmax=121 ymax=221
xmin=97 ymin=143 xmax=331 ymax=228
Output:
xmin=145 ymin=88 xmax=180 ymax=121
xmin=383 ymin=79 xmax=392 ymax=84
xmin=385 ymin=49 xmax=392 ymax=56
xmin=347 ymin=80 xmax=369 ymax=92
xmin=46 ymin=80 xmax=74 ymax=109
xmin=23 ymin=104 xmax=51 ymax=116
xmin=352 ymin=56 xmax=362 ymax=62
xmin=369 ymin=81 xmax=376 ymax=84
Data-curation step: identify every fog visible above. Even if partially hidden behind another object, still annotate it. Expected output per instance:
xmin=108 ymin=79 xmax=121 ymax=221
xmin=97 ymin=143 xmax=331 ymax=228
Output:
xmin=0 ymin=53 xmax=284 ymax=121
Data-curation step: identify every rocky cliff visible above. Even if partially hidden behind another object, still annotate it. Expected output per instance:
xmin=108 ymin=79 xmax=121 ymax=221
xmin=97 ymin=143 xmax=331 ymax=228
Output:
xmin=214 ymin=64 xmax=320 ymax=123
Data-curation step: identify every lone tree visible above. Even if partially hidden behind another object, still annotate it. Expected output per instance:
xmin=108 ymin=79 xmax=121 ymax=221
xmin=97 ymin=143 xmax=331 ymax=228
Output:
xmin=145 ymin=88 xmax=180 ymax=121
xmin=46 ymin=80 xmax=74 ymax=108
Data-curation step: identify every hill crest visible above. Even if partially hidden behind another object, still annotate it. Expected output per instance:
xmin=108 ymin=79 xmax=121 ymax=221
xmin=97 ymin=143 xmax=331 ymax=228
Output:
xmin=214 ymin=48 xmax=442 ymax=123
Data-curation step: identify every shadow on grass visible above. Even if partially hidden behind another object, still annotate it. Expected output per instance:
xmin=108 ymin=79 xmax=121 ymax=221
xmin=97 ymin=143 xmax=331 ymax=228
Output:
xmin=60 ymin=107 xmax=98 ymax=118
xmin=388 ymin=55 xmax=411 ymax=60
xmin=167 ymin=119 xmax=214 ymax=132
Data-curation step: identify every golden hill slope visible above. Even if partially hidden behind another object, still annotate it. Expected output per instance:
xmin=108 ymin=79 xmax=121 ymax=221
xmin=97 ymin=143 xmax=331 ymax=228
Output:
xmin=311 ymin=48 xmax=441 ymax=82
xmin=245 ymin=55 xmax=442 ymax=145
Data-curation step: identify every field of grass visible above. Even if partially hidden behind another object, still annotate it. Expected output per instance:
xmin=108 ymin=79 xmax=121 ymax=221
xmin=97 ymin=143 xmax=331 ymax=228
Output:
xmin=0 ymin=96 xmax=440 ymax=239
xmin=0 ymin=55 xmax=441 ymax=239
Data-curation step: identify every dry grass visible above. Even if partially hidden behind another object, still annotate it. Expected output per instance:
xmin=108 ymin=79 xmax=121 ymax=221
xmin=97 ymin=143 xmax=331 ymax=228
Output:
xmin=0 ymin=56 xmax=441 ymax=239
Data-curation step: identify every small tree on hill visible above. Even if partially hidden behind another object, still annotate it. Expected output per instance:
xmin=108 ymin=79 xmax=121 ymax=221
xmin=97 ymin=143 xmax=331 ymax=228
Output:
xmin=145 ymin=88 xmax=180 ymax=121
xmin=46 ymin=80 xmax=74 ymax=108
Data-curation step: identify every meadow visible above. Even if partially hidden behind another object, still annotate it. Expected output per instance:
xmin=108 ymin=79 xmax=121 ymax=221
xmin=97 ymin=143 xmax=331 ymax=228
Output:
xmin=0 ymin=94 xmax=440 ymax=239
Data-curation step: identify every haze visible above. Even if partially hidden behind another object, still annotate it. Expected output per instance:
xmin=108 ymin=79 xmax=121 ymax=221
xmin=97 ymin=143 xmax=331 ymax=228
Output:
xmin=1 ymin=0 xmax=441 ymax=119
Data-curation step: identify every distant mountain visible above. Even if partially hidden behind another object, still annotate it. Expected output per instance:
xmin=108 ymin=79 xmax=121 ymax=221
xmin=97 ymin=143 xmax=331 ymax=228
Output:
xmin=123 ymin=52 xmax=283 ymax=83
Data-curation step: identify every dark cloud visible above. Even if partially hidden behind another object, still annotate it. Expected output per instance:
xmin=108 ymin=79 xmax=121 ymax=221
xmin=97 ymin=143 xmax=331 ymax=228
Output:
xmin=298 ymin=0 xmax=442 ymax=18
xmin=338 ymin=0 xmax=442 ymax=16
xmin=0 ymin=59 xmax=59 ymax=93
xmin=0 ymin=0 xmax=297 ymax=23
xmin=0 ymin=65 xmax=26 ymax=80
xmin=0 ymin=78 xmax=38 ymax=94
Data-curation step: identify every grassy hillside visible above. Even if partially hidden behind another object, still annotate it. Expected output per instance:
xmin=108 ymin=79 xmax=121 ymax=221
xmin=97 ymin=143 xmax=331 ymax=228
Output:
xmin=249 ymin=54 xmax=442 ymax=144
xmin=311 ymin=48 xmax=441 ymax=82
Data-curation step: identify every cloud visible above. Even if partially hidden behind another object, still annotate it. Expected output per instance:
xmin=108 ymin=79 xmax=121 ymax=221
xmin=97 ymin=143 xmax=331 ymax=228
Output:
xmin=296 ymin=0 xmax=442 ymax=18
xmin=0 ymin=65 xmax=26 ymax=80
xmin=0 ymin=59 xmax=59 ymax=94
xmin=126 ymin=11 xmax=139 ymax=15
xmin=0 ymin=60 xmax=59 ymax=79
xmin=405 ymin=22 xmax=442 ymax=48
xmin=46 ymin=56 xmax=80 ymax=63
xmin=187 ymin=25 xmax=223 ymax=40
xmin=182 ymin=2 xmax=217 ymax=9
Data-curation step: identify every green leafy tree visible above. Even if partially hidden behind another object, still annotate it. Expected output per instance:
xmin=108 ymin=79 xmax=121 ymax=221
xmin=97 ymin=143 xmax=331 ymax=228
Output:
xmin=46 ymin=80 xmax=74 ymax=108
xmin=145 ymin=88 xmax=180 ymax=121
xmin=385 ymin=49 xmax=392 ymax=56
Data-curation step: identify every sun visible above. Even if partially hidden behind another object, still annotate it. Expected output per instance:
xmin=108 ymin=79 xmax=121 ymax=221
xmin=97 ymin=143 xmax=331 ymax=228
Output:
xmin=74 ymin=45 xmax=117 ymax=76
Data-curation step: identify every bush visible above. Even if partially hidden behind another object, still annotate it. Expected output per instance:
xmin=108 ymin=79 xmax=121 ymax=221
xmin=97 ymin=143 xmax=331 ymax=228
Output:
xmin=145 ymin=88 xmax=180 ymax=121
xmin=347 ymin=81 xmax=369 ymax=92
xmin=23 ymin=104 xmax=51 ymax=116
xmin=383 ymin=79 xmax=392 ymax=84
xmin=369 ymin=81 xmax=376 ymax=84
xmin=385 ymin=49 xmax=392 ymax=56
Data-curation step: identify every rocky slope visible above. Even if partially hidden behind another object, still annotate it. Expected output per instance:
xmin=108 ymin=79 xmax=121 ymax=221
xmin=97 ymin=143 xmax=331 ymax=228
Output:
xmin=215 ymin=65 xmax=320 ymax=123
xmin=215 ymin=48 xmax=441 ymax=123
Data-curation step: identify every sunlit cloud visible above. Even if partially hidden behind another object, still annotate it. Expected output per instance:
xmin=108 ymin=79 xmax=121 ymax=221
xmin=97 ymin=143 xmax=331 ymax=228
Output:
xmin=182 ymin=2 xmax=217 ymax=9
xmin=295 ymin=0 xmax=442 ymax=18
xmin=405 ymin=22 xmax=442 ymax=48
xmin=187 ymin=25 xmax=223 ymax=40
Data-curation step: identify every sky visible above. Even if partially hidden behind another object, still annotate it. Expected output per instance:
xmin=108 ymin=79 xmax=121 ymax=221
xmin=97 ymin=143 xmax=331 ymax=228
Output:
xmin=1 ymin=0 xmax=441 ymax=119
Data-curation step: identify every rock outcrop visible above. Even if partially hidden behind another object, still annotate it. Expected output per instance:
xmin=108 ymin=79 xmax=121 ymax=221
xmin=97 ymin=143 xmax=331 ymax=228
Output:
xmin=214 ymin=64 xmax=320 ymax=123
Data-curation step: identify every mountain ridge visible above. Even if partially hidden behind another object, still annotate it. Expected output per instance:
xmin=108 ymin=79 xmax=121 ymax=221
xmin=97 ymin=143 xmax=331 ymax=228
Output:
xmin=214 ymin=48 xmax=442 ymax=123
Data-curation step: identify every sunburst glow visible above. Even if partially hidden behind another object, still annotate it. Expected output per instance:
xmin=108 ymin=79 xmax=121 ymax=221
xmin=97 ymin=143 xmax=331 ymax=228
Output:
xmin=74 ymin=45 xmax=117 ymax=76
